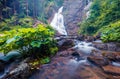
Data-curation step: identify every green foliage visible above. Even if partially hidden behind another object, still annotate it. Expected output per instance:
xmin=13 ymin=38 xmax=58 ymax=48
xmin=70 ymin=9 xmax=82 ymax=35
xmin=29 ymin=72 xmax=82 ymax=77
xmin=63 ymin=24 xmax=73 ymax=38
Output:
xmin=101 ymin=21 xmax=120 ymax=42
xmin=0 ymin=0 xmax=63 ymax=23
xmin=0 ymin=24 xmax=58 ymax=57
xmin=80 ymin=0 xmax=120 ymax=35
xmin=19 ymin=17 xmax=33 ymax=27
xmin=30 ymin=57 xmax=50 ymax=69
xmin=40 ymin=57 xmax=50 ymax=64
xmin=0 ymin=17 xmax=34 ymax=31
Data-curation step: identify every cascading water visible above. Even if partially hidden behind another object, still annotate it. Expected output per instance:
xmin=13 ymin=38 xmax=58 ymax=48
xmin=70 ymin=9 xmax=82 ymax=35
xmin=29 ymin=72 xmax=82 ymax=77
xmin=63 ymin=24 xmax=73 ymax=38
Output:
xmin=84 ymin=0 xmax=92 ymax=19
xmin=50 ymin=6 xmax=67 ymax=35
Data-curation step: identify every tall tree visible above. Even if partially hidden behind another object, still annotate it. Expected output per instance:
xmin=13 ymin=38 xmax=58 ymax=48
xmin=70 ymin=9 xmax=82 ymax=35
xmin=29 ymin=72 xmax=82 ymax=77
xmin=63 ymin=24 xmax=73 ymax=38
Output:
xmin=0 ymin=1 xmax=3 ymax=19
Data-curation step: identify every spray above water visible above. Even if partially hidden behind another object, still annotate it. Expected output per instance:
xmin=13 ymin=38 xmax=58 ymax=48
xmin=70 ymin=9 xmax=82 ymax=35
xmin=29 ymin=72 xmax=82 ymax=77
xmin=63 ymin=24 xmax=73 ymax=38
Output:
xmin=50 ymin=6 xmax=67 ymax=35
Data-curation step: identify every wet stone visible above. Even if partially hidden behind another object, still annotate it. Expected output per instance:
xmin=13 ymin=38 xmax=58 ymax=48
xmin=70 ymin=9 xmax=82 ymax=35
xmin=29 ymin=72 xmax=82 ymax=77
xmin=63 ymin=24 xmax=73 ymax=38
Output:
xmin=0 ymin=62 xmax=5 ymax=72
xmin=87 ymin=56 xmax=109 ymax=67
xmin=102 ymin=65 xmax=120 ymax=75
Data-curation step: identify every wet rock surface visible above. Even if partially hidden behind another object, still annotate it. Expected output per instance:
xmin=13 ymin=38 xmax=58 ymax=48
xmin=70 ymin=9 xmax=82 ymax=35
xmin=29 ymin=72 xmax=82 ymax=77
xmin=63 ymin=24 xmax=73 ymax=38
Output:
xmin=87 ymin=56 xmax=109 ymax=67
xmin=88 ymin=50 xmax=120 ymax=77
xmin=29 ymin=40 xmax=120 ymax=79
xmin=102 ymin=65 xmax=120 ymax=75
xmin=0 ymin=62 xmax=5 ymax=72
xmin=63 ymin=0 xmax=89 ymax=35
xmin=0 ymin=39 xmax=120 ymax=79
xmin=0 ymin=58 xmax=35 ymax=79
xmin=93 ymin=41 xmax=120 ymax=52
xmin=57 ymin=39 xmax=75 ymax=51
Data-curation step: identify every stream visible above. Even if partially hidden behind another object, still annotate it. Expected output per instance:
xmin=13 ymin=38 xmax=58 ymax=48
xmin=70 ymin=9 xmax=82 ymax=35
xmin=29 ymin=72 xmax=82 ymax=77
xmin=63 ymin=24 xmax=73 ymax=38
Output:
xmin=29 ymin=40 xmax=120 ymax=79
xmin=1 ymin=40 xmax=120 ymax=79
xmin=29 ymin=41 xmax=103 ymax=79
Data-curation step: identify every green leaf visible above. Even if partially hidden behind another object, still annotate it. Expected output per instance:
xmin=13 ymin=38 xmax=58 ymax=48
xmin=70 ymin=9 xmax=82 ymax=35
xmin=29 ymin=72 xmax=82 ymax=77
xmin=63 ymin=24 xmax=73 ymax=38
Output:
xmin=30 ymin=41 xmax=41 ymax=47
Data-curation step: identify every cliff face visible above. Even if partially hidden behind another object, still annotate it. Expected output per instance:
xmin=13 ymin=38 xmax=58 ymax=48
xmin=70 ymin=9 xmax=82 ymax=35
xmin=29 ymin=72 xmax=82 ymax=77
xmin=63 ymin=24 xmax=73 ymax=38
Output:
xmin=63 ymin=0 xmax=90 ymax=35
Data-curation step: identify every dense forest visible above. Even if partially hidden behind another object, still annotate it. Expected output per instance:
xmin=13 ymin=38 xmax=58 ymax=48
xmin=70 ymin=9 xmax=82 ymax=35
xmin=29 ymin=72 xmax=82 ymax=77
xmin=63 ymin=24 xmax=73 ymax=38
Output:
xmin=80 ymin=0 xmax=120 ymax=42
xmin=0 ymin=0 xmax=63 ymax=31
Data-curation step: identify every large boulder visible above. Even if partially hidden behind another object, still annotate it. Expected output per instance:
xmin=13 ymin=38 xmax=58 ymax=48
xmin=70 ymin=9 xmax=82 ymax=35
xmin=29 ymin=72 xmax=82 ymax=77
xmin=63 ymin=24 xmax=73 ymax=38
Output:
xmin=0 ymin=62 xmax=5 ymax=72
xmin=92 ymin=42 xmax=108 ymax=50
xmin=107 ymin=43 xmax=117 ymax=51
xmin=93 ymin=42 xmax=120 ymax=52
xmin=57 ymin=39 xmax=75 ymax=51
xmin=87 ymin=56 xmax=109 ymax=67
xmin=102 ymin=65 xmax=120 ymax=75
xmin=1 ymin=58 xmax=35 ymax=79
xmin=103 ymin=52 xmax=120 ymax=61
xmin=0 ymin=53 xmax=5 ymax=72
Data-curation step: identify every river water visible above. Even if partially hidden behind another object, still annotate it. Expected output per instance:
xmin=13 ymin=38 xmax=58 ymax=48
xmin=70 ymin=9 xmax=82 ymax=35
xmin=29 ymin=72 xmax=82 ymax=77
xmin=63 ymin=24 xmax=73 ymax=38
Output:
xmin=29 ymin=41 xmax=100 ymax=79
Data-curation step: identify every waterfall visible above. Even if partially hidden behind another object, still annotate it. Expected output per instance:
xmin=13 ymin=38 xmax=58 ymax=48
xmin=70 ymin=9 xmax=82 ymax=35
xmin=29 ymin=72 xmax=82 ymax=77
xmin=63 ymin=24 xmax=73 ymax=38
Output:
xmin=84 ymin=1 xmax=92 ymax=19
xmin=50 ymin=6 xmax=67 ymax=35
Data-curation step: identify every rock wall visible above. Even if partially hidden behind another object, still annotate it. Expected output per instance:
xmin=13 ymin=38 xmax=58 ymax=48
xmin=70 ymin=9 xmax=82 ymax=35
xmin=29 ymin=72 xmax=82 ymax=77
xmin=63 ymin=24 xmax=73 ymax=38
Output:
xmin=63 ymin=0 xmax=90 ymax=35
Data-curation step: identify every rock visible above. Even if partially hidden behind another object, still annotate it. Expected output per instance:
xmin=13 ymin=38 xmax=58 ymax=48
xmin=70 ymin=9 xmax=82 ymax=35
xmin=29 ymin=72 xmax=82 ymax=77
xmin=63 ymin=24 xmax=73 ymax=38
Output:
xmin=57 ymin=39 xmax=74 ymax=51
xmin=63 ymin=0 xmax=90 ymax=35
xmin=116 ymin=43 xmax=120 ymax=52
xmin=107 ymin=43 xmax=116 ymax=51
xmin=87 ymin=56 xmax=109 ymax=67
xmin=102 ymin=65 xmax=120 ymax=75
xmin=75 ymin=66 xmax=107 ymax=79
xmin=0 ymin=62 xmax=5 ymax=72
xmin=77 ymin=35 xmax=85 ymax=41
xmin=93 ymin=42 xmax=120 ymax=52
xmin=1 ymin=58 xmax=35 ymax=79
xmin=94 ymin=32 xmax=101 ymax=40
xmin=57 ymin=48 xmax=75 ymax=57
xmin=71 ymin=52 xmax=80 ymax=57
xmin=0 ymin=50 xmax=21 ymax=62
xmin=85 ymin=36 xmax=95 ymax=42
xmin=104 ymin=52 xmax=120 ymax=61
xmin=93 ymin=42 xmax=108 ymax=50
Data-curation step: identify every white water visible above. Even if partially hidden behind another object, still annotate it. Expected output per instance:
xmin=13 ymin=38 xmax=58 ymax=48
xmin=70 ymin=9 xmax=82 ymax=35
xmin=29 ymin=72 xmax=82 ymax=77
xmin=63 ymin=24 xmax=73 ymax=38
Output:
xmin=74 ymin=41 xmax=96 ymax=54
xmin=84 ymin=0 xmax=92 ymax=19
xmin=112 ymin=62 xmax=120 ymax=67
xmin=50 ymin=6 xmax=67 ymax=35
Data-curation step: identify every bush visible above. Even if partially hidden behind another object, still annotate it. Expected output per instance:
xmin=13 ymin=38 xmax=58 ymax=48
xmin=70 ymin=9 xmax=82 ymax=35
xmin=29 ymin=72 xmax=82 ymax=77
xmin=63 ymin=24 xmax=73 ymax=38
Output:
xmin=79 ymin=0 xmax=120 ymax=35
xmin=0 ymin=24 xmax=58 ymax=57
xmin=18 ymin=17 xmax=34 ymax=28
xmin=101 ymin=21 xmax=120 ymax=42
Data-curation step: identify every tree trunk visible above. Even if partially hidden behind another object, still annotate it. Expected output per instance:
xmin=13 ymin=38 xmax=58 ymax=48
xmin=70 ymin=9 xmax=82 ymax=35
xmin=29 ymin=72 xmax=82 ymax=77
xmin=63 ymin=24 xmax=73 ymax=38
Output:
xmin=4 ymin=0 xmax=7 ymax=18
xmin=13 ymin=1 xmax=16 ymax=15
xmin=26 ymin=0 xmax=29 ymax=16
xmin=0 ymin=10 xmax=2 ymax=19
xmin=33 ymin=0 xmax=35 ymax=18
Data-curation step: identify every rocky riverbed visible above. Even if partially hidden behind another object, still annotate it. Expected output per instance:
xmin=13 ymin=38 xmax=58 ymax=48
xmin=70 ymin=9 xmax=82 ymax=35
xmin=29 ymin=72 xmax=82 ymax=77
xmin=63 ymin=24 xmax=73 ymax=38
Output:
xmin=0 ymin=37 xmax=120 ymax=79
xmin=29 ymin=39 xmax=120 ymax=79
